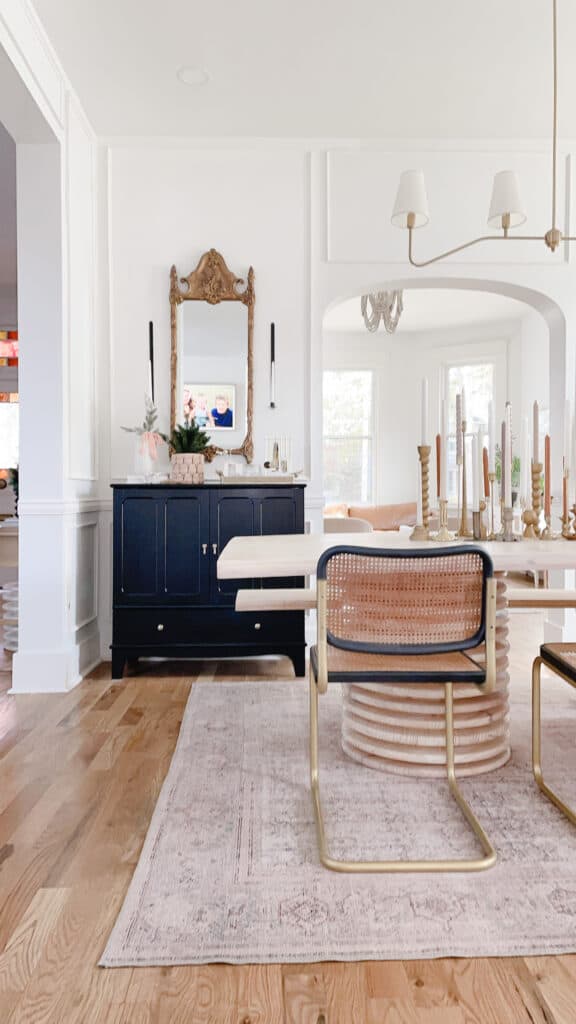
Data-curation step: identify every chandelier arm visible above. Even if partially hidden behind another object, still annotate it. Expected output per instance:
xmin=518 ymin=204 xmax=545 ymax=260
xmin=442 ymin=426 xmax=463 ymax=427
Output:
xmin=552 ymin=0 xmax=558 ymax=230
xmin=408 ymin=228 xmax=547 ymax=268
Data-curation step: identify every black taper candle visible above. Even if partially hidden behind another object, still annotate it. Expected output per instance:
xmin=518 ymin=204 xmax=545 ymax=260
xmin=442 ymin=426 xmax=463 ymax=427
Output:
xmin=148 ymin=321 xmax=155 ymax=403
xmin=270 ymin=322 xmax=276 ymax=408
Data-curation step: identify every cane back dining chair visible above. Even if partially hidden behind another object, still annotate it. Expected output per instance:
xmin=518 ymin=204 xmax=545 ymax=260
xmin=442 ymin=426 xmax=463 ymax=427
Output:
xmin=532 ymin=645 xmax=576 ymax=827
xmin=309 ymin=545 xmax=497 ymax=873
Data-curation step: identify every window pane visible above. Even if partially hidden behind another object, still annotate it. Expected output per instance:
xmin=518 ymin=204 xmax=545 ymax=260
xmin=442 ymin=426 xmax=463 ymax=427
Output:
xmin=0 ymin=393 xmax=19 ymax=467
xmin=323 ymin=437 xmax=373 ymax=504
xmin=323 ymin=370 xmax=372 ymax=436
xmin=448 ymin=363 xmax=494 ymax=434
xmin=323 ymin=370 xmax=374 ymax=504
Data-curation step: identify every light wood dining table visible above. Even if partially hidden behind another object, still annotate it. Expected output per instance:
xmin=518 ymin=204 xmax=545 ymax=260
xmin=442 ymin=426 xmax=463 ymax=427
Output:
xmin=218 ymin=532 xmax=576 ymax=778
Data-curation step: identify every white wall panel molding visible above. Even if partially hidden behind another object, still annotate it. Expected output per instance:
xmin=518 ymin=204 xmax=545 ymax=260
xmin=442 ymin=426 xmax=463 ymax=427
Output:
xmin=67 ymin=517 xmax=98 ymax=632
xmin=18 ymin=497 xmax=111 ymax=516
xmin=63 ymin=92 xmax=98 ymax=483
xmin=326 ymin=148 xmax=573 ymax=266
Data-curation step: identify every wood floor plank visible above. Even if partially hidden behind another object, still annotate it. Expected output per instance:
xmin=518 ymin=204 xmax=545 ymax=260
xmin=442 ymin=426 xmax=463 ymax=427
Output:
xmin=234 ymin=964 xmax=284 ymax=1023
xmin=0 ymin=887 xmax=68 ymax=995
xmin=283 ymin=968 xmax=328 ymax=1024
xmin=119 ymin=965 xmax=238 ymax=1023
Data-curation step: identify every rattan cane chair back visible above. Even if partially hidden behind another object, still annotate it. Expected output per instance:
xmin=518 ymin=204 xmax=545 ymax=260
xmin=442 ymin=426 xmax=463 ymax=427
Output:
xmin=318 ymin=546 xmax=492 ymax=656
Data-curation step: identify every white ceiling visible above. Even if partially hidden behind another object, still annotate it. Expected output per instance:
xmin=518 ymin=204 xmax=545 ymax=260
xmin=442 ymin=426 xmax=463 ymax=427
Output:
xmin=30 ymin=0 xmax=576 ymax=139
xmin=323 ymin=288 xmax=529 ymax=334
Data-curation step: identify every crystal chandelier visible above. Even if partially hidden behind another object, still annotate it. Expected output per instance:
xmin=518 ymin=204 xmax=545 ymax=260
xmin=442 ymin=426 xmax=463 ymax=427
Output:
xmin=391 ymin=0 xmax=574 ymax=266
xmin=360 ymin=290 xmax=404 ymax=333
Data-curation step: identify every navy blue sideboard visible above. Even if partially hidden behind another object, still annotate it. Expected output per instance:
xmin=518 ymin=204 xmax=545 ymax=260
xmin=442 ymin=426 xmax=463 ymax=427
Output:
xmin=111 ymin=482 xmax=306 ymax=678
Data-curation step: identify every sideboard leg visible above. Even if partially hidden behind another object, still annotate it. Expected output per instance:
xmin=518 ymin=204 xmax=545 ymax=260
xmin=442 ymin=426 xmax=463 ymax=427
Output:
xmin=291 ymin=647 xmax=307 ymax=679
xmin=111 ymin=651 xmax=126 ymax=680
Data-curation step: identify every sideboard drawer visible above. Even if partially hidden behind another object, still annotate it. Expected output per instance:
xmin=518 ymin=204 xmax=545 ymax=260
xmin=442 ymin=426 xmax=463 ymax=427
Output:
xmin=114 ymin=607 xmax=303 ymax=647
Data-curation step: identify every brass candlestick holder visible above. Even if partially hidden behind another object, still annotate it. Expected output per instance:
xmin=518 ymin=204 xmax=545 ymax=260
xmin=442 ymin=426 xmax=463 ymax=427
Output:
xmin=433 ymin=498 xmax=455 ymax=541
xmin=540 ymin=495 xmax=556 ymax=539
xmin=487 ymin=471 xmax=497 ymax=539
xmin=472 ymin=510 xmax=482 ymax=540
xmin=562 ymin=477 xmax=573 ymax=537
xmin=410 ymin=445 xmax=431 ymax=541
xmin=457 ymin=420 xmax=473 ymax=538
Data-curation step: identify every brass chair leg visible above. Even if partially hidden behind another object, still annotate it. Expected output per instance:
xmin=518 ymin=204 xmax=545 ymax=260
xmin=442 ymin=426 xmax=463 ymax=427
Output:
xmin=532 ymin=656 xmax=576 ymax=826
xmin=309 ymin=672 xmax=497 ymax=873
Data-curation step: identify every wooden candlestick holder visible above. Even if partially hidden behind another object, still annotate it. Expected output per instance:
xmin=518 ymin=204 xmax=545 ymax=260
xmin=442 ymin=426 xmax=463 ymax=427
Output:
xmin=410 ymin=445 xmax=431 ymax=542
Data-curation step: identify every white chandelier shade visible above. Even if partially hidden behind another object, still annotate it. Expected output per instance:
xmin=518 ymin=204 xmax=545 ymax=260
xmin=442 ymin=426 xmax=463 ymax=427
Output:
xmin=391 ymin=170 xmax=429 ymax=229
xmin=487 ymin=170 xmax=526 ymax=229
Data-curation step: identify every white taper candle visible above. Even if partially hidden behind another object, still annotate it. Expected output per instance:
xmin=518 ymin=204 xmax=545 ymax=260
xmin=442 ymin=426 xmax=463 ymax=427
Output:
xmin=440 ymin=398 xmax=448 ymax=501
xmin=421 ymin=378 xmax=429 ymax=446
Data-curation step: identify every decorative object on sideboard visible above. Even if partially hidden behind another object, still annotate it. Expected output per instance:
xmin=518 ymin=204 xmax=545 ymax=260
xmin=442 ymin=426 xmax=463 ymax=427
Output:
xmin=121 ymin=396 xmax=165 ymax=480
xmin=162 ymin=421 xmax=212 ymax=484
xmin=391 ymin=1 xmax=575 ymax=266
xmin=169 ymin=249 xmax=254 ymax=462
xmin=264 ymin=436 xmax=292 ymax=474
xmin=360 ymin=290 xmax=403 ymax=334
xmin=270 ymin=322 xmax=276 ymax=408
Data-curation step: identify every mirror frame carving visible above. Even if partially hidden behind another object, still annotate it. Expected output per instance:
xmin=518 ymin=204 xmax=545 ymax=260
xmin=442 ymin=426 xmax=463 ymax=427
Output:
xmin=169 ymin=248 xmax=255 ymax=462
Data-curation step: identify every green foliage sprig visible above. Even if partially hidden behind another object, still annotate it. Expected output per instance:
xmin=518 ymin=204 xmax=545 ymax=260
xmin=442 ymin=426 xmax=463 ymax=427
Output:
xmin=121 ymin=395 xmax=159 ymax=436
xmin=161 ymin=420 xmax=211 ymax=454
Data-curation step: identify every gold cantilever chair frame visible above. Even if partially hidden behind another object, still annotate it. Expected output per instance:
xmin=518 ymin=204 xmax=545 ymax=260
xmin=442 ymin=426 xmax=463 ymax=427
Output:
xmin=532 ymin=653 xmax=576 ymax=827
xmin=310 ymin=545 xmax=498 ymax=873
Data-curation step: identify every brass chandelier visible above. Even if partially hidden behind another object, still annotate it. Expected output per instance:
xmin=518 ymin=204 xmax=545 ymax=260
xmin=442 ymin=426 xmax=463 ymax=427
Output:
xmin=391 ymin=0 xmax=574 ymax=267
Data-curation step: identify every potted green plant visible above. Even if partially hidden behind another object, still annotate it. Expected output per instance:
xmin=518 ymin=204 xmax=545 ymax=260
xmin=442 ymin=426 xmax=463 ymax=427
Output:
xmin=162 ymin=420 xmax=212 ymax=484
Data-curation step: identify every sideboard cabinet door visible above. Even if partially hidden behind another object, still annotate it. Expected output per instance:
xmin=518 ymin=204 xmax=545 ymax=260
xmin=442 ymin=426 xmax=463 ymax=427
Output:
xmin=163 ymin=493 xmax=211 ymax=604
xmin=211 ymin=491 xmax=259 ymax=605
xmin=114 ymin=489 xmax=210 ymax=606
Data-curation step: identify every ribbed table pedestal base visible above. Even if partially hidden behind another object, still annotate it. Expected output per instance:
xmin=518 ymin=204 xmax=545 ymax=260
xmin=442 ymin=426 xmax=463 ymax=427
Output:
xmin=341 ymin=576 xmax=511 ymax=778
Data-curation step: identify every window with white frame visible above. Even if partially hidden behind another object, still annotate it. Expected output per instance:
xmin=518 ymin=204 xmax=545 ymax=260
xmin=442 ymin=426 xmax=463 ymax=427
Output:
xmin=323 ymin=370 xmax=374 ymax=504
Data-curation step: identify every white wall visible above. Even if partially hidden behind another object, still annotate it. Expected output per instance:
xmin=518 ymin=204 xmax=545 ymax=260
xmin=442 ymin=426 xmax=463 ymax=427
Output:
xmin=107 ymin=146 xmax=309 ymax=482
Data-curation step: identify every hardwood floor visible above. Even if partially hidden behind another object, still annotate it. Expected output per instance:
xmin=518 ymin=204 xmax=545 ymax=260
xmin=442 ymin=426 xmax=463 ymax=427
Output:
xmin=1 ymin=619 xmax=576 ymax=1023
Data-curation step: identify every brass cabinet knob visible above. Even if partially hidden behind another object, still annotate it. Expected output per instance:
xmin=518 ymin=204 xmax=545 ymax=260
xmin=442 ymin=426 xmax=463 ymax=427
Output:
xmin=157 ymin=623 xmax=164 ymax=632
xmin=254 ymin=622 xmax=261 ymax=630
xmin=202 ymin=543 xmax=208 ymax=555
xmin=212 ymin=543 xmax=218 ymax=556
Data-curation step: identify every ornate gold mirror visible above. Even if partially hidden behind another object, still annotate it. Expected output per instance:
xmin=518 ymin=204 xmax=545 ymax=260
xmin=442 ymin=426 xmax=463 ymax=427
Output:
xmin=169 ymin=249 xmax=254 ymax=462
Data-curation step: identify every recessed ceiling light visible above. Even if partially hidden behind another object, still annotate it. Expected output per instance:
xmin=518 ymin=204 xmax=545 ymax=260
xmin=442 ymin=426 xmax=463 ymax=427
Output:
xmin=177 ymin=66 xmax=210 ymax=87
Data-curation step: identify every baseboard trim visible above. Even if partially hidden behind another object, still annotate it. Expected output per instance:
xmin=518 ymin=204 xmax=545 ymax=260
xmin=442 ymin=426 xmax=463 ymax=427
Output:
xmin=10 ymin=629 xmax=102 ymax=693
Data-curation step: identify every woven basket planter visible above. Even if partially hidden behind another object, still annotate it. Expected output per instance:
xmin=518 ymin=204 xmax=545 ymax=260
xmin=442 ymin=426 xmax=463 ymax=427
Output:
xmin=169 ymin=452 xmax=205 ymax=484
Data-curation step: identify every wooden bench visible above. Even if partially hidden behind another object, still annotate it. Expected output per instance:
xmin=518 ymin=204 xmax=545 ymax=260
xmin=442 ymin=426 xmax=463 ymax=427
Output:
xmin=235 ymin=587 xmax=317 ymax=612
xmin=507 ymin=588 xmax=576 ymax=609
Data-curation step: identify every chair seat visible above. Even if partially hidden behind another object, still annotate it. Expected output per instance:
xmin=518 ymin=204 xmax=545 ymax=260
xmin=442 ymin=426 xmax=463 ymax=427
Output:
xmin=540 ymin=643 xmax=576 ymax=682
xmin=310 ymin=645 xmax=486 ymax=684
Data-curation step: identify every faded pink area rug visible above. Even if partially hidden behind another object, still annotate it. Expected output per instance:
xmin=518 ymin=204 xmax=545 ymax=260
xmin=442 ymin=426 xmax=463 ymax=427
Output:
xmin=101 ymin=680 xmax=576 ymax=965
